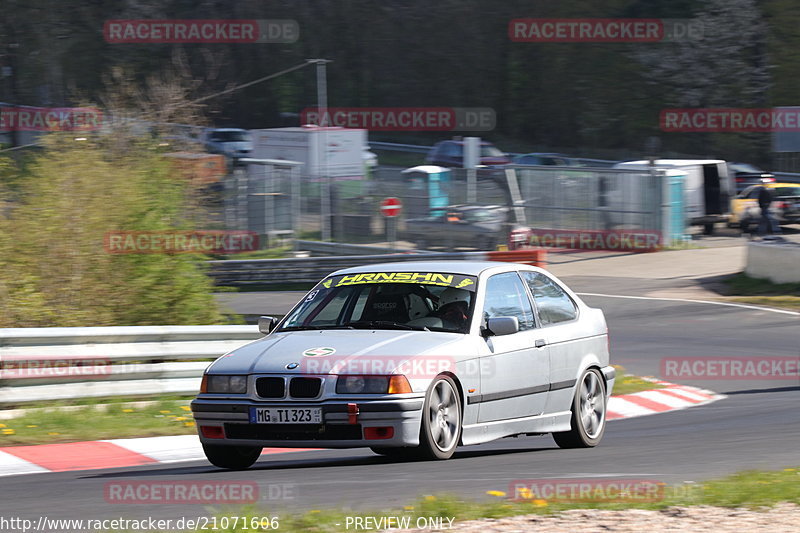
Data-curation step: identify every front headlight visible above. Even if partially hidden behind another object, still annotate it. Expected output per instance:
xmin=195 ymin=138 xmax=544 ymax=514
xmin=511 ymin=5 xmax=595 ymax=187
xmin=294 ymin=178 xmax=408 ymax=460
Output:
xmin=336 ymin=375 xmax=412 ymax=394
xmin=205 ymin=374 xmax=248 ymax=394
xmin=336 ymin=375 xmax=389 ymax=394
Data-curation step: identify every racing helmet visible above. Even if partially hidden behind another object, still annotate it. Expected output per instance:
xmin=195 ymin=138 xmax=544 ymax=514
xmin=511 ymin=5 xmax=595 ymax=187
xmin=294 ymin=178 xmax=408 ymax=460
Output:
xmin=438 ymin=287 xmax=470 ymax=308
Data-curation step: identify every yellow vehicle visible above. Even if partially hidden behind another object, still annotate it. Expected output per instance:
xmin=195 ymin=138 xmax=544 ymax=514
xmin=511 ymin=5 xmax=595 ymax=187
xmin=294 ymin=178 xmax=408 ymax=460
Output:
xmin=728 ymin=182 xmax=800 ymax=228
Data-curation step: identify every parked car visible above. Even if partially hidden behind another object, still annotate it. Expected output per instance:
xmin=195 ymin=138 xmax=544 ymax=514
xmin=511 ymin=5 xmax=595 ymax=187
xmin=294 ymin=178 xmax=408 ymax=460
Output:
xmin=425 ymin=139 xmax=510 ymax=168
xmin=404 ymin=205 xmax=517 ymax=250
xmin=203 ymin=128 xmax=252 ymax=159
xmin=727 ymin=162 xmax=775 ymax=193
xmin=728 ymin=182 xmax=800 ymax=229
xmin=192 ymin=260 xmax=614 ymax=467
xmin=511 ymin=153 xmax=583 ymax=167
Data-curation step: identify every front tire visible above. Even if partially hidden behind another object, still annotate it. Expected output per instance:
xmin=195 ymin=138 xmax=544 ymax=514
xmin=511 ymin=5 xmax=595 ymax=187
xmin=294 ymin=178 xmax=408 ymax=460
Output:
xmin=417 ymin=375 xmax=462 ymax=460
xmin=202 ymin=443 xmax=262 ymax=470
xmin=553 ymin=368 xmax=606 ymax=449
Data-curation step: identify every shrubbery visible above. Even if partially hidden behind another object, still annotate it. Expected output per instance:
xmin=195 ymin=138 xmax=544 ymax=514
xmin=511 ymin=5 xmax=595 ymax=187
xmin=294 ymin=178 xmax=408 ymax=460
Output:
xmin=0 ymin=134 xmax=231 ymax=327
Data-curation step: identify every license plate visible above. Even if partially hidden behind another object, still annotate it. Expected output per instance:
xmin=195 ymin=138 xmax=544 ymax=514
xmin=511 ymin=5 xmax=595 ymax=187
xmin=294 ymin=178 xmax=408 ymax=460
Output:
xmin=249 ymin=407 xmax=322 ymax=424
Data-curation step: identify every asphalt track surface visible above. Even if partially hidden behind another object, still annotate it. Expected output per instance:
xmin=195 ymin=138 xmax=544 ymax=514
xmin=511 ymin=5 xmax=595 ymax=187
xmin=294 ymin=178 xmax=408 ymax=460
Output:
xmin=1 ymin=283 xmax=798 ymax=523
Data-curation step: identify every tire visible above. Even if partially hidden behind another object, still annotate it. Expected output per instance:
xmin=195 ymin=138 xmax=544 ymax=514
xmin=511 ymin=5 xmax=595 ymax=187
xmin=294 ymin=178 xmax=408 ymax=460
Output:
xmin=416 ymin=238 xmax=428 ymax=250
xmin=202 ymin=443 xmax=262 ymax=470
xmin=703 ymin=223 xmax=715 ymax=235
xmin=417 ymin=375 xmax=462 ymax=460
xmin=552 ymin=368 xmax=607 ymax=449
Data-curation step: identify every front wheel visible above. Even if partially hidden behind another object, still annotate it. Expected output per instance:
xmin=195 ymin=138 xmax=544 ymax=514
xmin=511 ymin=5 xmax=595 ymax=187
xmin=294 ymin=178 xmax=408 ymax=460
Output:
xmin=553 ymin=368 xmax=606 ymax=449
xmin=202 ymin=443 xmax=262 ymax=470
xmin=417 ymin=375 xmax=462 ymax=460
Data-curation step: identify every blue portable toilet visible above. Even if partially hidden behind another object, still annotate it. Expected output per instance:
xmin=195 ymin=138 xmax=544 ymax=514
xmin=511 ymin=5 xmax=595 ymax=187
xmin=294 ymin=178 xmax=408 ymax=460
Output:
xmin=401 ymin=165 xmax=451 ymax=217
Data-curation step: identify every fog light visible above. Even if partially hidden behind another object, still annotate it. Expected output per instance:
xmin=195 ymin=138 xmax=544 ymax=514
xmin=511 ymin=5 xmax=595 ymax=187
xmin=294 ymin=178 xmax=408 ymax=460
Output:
xmin=200 ymin=426 xmax=225 ymax=439
xmin=364 ymin=427 xmax=394 ymax=440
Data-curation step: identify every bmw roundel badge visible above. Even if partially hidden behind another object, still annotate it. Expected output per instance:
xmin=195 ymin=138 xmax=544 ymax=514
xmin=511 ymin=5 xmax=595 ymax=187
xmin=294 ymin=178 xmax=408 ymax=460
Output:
xmin=286 ymin=362 xmax=300 ymax=369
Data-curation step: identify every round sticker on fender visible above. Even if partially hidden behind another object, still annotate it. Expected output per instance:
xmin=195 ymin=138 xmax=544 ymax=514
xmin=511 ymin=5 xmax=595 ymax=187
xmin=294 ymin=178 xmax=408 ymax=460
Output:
xmin=302 ymin=347 xmax=336 ymax=358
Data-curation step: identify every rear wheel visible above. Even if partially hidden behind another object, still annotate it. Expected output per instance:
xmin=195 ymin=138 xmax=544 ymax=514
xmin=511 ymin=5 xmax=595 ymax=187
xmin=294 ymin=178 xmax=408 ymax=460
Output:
xmin=417 ymin=375 xmax=462 ymax=460
xmin=202 ymin=443 xmax=262 ymax=470
xmin=703 ymin=222 xmax=715 ymax=235
xmin=553 ymin=368 xmax=606 ymax=449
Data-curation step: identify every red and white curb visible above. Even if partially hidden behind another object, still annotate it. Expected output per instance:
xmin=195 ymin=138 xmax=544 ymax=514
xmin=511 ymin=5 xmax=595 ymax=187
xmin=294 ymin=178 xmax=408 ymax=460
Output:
xmin=0 ymin=435 xmax=317 ymax=478
xmin=607 ymin=379 xmax=725 ymax=420
xmin=0 ymin=380 xmax=724 ymax=477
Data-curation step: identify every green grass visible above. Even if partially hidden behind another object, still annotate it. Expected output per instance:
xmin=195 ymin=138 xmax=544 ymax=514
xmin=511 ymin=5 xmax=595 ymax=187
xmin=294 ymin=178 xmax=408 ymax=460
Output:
xmin=723 ymin=273 xmax=800 ymax=310
xmin=0 ymin=397 xmax=196 ymax=446
xmin=611 ymin=366 xmax=664 ymax=395
xmin=189 ymin=467 xmax=800 ymax=532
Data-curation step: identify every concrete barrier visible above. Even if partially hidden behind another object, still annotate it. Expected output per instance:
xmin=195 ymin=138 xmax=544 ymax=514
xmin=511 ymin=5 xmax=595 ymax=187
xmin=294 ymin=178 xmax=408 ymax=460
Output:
xmin=745 ymin=241 xmax=800 ymax=283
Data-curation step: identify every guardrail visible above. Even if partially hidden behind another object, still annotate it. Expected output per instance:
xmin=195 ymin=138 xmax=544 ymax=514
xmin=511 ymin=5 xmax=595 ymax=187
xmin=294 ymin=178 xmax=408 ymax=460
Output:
xmin=207 ymin=249 xmax=547 ymax=286
xmin=295 ymin=240 xmax=434 ymax=256
xmin=0 ymin=326 xmax=261 ymax=404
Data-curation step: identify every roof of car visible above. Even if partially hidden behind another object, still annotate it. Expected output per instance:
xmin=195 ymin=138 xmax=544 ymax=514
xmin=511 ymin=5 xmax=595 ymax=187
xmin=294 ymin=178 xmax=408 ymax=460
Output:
xmin=330 ymin=260 xmax=530 ymax=277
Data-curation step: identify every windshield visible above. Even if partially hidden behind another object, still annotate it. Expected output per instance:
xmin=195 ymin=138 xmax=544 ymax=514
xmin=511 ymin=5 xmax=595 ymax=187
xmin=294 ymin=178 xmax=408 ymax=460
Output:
xmin=281 ymin=272 xmax=478 ymax=333
xmin=481 ymin=145 xmax=505 ymax=157
xmin=774 ymin=186 xmax=800 ymax=197
xmin=210 ymin=131 xmax=250 ymax=142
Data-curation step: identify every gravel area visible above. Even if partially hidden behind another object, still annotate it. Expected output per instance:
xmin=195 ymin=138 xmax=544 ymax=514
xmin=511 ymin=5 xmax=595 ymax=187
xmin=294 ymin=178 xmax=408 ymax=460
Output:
xmin=426 ymin=504 xmax=800 ymax=532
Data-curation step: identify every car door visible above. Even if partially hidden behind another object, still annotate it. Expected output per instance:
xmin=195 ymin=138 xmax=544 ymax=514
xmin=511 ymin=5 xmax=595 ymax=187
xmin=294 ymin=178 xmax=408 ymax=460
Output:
xmin=476 ymin=271 xmax=550 ymax=423
xmin=520 ymin=271 xmax=584 ymax=415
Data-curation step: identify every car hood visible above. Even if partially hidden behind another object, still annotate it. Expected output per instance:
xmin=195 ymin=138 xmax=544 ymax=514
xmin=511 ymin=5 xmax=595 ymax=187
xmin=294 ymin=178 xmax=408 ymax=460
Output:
xmin=206 ymin=329 xmax=472 ymax=376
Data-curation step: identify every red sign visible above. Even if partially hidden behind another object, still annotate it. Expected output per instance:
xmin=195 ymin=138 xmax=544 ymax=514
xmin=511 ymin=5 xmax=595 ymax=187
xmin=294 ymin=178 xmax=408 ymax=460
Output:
xmin=380 ymin=197 xmax=402 ymax=217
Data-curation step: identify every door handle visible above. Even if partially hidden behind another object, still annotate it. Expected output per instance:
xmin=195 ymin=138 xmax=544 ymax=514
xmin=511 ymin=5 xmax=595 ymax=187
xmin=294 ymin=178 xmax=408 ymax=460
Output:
xmin=534 ymin=339 xmax=547 ymax=348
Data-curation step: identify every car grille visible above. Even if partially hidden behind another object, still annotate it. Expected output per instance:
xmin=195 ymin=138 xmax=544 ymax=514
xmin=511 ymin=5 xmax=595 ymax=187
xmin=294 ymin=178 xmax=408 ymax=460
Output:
xmin=289 ymin=377 xmax=321 ymax=398
xmin=225 ymin=423 xmax=362 ymax=441
xmin=256 ymin=377 xmax=285 ymax=398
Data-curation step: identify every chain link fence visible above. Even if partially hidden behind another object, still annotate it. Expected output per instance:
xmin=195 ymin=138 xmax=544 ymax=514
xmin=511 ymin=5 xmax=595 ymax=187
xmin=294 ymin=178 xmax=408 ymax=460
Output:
xmin=222 ymin=163 xmax=676 ymax=250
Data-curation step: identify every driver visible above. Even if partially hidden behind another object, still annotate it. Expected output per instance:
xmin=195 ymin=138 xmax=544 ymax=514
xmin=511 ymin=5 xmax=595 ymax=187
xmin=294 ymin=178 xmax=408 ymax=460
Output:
xmin=435 ymin=288 xmax=471 ymax=330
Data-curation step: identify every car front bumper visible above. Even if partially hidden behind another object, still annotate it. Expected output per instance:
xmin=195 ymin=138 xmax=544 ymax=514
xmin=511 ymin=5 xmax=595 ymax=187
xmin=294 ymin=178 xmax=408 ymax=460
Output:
xmin=191 ymin=397 xmax=425 ymax=449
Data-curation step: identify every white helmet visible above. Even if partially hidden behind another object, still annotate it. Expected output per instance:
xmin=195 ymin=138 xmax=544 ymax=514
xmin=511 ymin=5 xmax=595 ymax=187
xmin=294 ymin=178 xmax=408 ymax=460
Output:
xmin=438 ymin=288 xmax=470 ymax=307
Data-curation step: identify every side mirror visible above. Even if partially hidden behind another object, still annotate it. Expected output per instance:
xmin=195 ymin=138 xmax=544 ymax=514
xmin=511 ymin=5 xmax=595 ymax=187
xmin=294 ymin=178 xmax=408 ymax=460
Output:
xmin=258 ymin=316 xmax=277 ymax=335
xmin=485 ymin=316 xmax=519 ymax=337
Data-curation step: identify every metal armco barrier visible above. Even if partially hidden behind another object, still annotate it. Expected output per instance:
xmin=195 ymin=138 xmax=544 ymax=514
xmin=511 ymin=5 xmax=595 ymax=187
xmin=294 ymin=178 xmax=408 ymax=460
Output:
xmin=0 ymin=325 xmax=261 ymax=404
xmin=207 ymin=249 xmax=547 ymax=286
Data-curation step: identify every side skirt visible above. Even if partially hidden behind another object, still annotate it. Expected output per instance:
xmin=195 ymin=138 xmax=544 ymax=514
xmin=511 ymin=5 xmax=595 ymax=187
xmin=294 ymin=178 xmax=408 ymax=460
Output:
xmin=460 ymin=410 xmax=571 ymax=446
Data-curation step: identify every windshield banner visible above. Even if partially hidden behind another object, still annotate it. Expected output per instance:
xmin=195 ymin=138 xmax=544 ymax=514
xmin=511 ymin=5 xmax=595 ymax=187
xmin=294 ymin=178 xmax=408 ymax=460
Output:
xmin=320 ymin=272 xmax=478 ymax=291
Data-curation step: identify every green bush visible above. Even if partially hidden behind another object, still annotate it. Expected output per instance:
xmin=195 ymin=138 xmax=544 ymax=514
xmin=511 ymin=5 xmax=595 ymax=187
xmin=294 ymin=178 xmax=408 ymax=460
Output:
xmin=0 ymin=134 xmax=229 ymax=327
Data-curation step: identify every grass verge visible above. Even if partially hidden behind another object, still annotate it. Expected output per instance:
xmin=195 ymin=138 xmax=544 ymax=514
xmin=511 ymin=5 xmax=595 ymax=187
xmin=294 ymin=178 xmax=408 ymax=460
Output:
xmin=0 ymin=397 xmax=195 ymax=446
xmin=196 ymin=467 xmax=800 ymax=532
xmin=611 ymin=366 xmax=664 ymax=395
xmin=722 ymin=272 xmax=800 ymax=311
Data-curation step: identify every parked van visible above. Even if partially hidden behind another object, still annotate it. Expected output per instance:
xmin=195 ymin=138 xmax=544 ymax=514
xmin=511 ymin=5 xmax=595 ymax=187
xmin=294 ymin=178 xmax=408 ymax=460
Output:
xmin=613 ymin=159 xmax=733 ymax=234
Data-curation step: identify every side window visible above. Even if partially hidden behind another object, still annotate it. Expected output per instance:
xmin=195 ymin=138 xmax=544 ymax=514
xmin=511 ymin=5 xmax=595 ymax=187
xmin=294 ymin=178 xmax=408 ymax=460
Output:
xmin=522 ymin=271 xmax=577 ymax=325
xmin=482 ymin=272 xmax=535 ymax=331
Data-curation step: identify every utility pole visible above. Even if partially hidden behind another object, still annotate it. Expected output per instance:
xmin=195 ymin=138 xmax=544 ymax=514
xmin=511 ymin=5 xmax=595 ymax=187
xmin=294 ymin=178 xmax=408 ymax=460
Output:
xmin=308 ymin=59 xmax=332 ymax=241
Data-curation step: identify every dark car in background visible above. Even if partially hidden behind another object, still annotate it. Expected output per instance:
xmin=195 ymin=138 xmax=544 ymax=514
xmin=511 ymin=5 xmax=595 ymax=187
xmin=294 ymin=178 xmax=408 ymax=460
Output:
xmin=511 ymin=153 xmax=583 ymax=167
xmin=425 ymin=139 xmax=510 ymax=168
xmin=403 ymin=204 xmax=517 ymax=250
xmin=728 ymin=162 xmax=775 ymax=193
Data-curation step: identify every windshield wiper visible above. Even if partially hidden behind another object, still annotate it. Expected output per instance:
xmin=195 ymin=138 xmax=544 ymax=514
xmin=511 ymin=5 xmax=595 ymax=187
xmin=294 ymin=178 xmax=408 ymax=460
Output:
xmin=342 ymin=321 xmax=428 ymax=331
